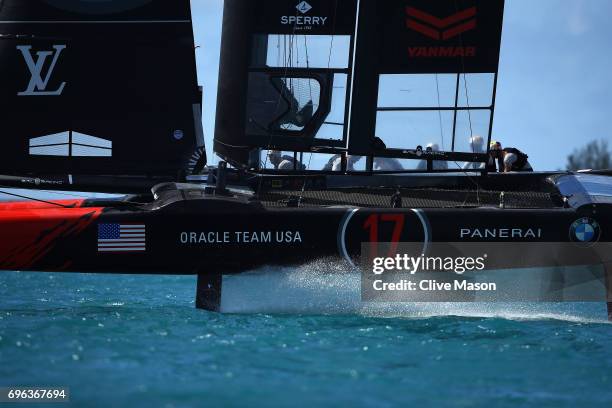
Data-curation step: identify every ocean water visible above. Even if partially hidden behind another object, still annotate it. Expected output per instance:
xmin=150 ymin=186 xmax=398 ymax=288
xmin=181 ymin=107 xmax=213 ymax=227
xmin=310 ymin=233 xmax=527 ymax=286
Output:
xmin=1 ymin=267 xmax=611 ymax=408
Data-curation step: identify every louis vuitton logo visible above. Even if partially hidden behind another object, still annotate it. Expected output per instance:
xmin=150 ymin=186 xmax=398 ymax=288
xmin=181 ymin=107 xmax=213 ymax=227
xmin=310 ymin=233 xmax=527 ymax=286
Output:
xmin=17 ymin=45 xmax=67 ymax=96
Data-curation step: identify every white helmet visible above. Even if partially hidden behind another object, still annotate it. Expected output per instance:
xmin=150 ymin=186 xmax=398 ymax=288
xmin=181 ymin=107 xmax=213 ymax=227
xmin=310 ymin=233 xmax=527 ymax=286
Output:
xmin=469 ymin=135 xmax=484 ymax=147
xmin=426 ymin=143 xmax=440 ymax=152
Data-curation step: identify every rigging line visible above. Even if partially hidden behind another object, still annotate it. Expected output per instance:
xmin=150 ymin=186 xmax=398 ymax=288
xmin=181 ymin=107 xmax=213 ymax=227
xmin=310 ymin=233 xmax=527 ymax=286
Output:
xmin=298 ymin=0 xmax=338 ymax=205
xmin=300 ymin=34 xmax=315 ymax=196
xmin=327 ymin=0 xmax=340 ymax=68
xmin=452 ymin=0 xmax=474 ymax=149
xmin=40 ymin=190 xmax=91 ymax=198
xmin=295 ymin=33 xmax=300 ymax=66
xmin=327 ymin=35 xmax=336 ymax=69
xmin=462 ymin=73 xmax=475 ymax=143
xmin=276 ymin=35 xmax=281 ymax=67
xmin=452 ymin=0 xmax=481 ymax=204
xmin=215 ymin=139 xmax=251 ymax=149
xmin=303 ymin=35 xmax=315 ymax=117
xmin=304 ymin=36 xmax=313 ymax=97
xmin=261 ymin=34 xmax=291 ymax=171
xmin=298 ymin=0 xmax=339 ymax=201
xmin=257 ymin=14 xmax=300 ymax=197
xmin=434 ymin=74 xmax=445 ymax=150
xmin=0 ymin=189 xmax=75 ymax=208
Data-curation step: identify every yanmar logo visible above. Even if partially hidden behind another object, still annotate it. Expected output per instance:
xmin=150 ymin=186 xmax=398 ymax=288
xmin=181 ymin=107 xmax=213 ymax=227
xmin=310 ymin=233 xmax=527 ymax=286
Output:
xmin=405 ymin=6 xmax=477 ymax=58
xmin=406 ymin=7 xmax=477 ymax=40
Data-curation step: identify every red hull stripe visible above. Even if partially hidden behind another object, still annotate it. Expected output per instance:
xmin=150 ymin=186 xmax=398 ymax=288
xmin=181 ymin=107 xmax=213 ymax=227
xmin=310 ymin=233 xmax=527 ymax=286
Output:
xmin=0 ymin=205 xmax=104 ymax=270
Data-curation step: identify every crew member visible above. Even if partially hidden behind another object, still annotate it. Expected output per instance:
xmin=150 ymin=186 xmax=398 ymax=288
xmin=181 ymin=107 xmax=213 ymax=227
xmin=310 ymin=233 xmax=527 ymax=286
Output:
xmin=463 ymin=135 xmax=486 ymax=170
xmin=373 ymin=158 xmax=404 ymax=171
xmin=267 ymin=150 xmax=305 ymax=170
xmin=489 ymin=141 xmax=533 ymax=172
xmin=323 ymin=155 xmax=363 ymax=172
xmin=417 ymin=143 xmax=448 ymax=171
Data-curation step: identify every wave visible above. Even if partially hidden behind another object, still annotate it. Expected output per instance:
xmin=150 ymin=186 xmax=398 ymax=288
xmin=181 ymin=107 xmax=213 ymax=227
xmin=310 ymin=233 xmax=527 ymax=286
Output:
xmin=220 ymin=260 xmax=610 ymax=324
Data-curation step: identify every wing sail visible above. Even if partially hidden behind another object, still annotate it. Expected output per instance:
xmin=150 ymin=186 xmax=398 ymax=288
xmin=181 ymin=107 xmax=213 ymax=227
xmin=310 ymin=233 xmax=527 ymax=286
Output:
xmin=0 ymin=0 xmax=204 ymax=177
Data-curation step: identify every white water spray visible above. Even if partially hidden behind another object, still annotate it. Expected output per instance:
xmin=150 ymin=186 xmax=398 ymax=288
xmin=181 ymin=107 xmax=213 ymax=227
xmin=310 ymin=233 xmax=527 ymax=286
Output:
xmin=220 ymin=260 xmax=609 ymax=323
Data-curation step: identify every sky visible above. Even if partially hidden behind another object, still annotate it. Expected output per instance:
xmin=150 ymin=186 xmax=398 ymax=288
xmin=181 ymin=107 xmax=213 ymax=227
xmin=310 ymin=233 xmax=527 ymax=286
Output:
xmin=190 ymin=0 xmax=612 ymax=171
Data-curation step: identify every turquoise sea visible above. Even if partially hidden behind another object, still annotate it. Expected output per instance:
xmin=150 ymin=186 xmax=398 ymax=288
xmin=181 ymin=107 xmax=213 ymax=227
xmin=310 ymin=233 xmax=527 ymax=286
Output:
xmin=1 ymin=269 xmax=611 ymax=408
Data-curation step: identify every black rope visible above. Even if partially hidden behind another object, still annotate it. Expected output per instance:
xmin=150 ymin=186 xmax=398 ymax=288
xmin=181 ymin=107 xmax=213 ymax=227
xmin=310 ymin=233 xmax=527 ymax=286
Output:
xmin=297 ymin=0 xmax=340 ymax=204
xmin=449 ymin=0 xmax=482 ymax=205
xmin=256 ymin=9 xmax=301 ymax=198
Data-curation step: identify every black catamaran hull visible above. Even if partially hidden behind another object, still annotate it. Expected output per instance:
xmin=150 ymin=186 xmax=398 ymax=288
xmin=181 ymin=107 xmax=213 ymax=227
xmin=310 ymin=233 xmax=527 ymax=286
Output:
xmin=1 ymin=0 xmax=610 ymax=318
xmin=1 ymin=175 xmax=610 ymax=316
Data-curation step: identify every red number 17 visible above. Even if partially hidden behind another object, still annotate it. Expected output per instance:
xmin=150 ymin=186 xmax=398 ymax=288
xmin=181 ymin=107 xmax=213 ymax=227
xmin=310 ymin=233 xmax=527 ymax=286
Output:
xmin=363 ymin=214 xmax=405 ymax=257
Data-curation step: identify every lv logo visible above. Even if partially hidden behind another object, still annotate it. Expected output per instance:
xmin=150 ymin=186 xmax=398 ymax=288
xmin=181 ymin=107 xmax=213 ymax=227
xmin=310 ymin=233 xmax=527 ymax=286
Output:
xmin=17 ymin=45 xmax=67 ymax=96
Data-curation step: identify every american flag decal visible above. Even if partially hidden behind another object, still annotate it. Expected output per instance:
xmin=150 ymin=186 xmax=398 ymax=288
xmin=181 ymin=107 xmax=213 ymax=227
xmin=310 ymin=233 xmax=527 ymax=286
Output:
xmin=98 ymin=224 xmax=146 ymax=252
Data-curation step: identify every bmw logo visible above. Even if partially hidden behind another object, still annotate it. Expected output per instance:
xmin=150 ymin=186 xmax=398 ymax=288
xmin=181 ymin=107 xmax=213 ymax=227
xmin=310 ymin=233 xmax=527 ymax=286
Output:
xmin=569 ymin=218 xmax=601 ymax=243
xmin=173 ymin=130 xmax=184 ymax=140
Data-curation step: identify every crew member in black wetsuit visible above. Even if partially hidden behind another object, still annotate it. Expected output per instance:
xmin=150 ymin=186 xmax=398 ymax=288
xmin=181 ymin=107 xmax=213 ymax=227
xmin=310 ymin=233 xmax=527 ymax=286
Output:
xmin=489 ymin=141 xmax=533 ymax=172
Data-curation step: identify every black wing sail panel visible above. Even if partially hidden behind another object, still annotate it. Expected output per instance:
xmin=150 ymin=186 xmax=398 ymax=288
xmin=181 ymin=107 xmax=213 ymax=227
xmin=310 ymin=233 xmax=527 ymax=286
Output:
xmin=214 ymin=0 xmax=358 ymax=168
xmin=349 ymin=0 xmax=505 ymax=167
xmin=0 ymin=0 xmax=202 ymax=177
xmin=214 ymin=0 xmax=504 ymax=172
xmin=377 ymin=0 xmax=503 ymax=74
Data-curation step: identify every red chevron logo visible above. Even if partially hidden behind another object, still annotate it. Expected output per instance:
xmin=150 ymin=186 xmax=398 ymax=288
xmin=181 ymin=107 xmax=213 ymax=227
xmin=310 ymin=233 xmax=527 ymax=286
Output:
xmin=406 ymin=6 xmax=477 ymax=40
